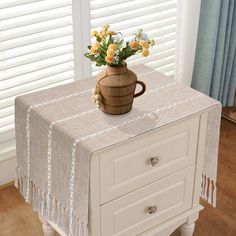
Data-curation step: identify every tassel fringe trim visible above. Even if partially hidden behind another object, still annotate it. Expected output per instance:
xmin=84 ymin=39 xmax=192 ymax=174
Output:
xmin=200 ymin=174 xmax=217 ymax=207
xmin=16 ymin=174 xmax=88 ymax=236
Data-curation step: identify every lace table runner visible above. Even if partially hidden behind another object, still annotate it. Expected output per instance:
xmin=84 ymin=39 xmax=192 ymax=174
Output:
xmin=15 ymin=65 xmax=221 ymax=236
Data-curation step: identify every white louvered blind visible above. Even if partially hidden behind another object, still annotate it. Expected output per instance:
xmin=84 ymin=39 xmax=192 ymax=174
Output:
xmin=0 ymin=0 xmax=74 ymax=161
xmin=90 ymin=0 xmax=177 ymax=77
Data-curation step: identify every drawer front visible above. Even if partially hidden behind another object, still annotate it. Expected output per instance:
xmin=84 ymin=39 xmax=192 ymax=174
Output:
xmin=101 ymin=166 xmax=195 ymax=236
xmin=100 ymin=116 xmax=199 ymax=204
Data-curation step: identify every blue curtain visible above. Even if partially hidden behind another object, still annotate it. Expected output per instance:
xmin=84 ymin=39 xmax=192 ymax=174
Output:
xmin=192 ymin=0 xmax=236 ymax=107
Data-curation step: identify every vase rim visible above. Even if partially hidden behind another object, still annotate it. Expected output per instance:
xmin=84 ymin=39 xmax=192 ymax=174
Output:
xmin=107 ymin=62 xmax=127 ymax=68
xmin=106 ymin=63 xmax=127 ymax=75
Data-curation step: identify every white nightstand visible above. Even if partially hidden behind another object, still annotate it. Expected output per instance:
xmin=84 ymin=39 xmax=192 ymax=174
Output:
xmin=40 ymin=111 xmax=208 ymax=236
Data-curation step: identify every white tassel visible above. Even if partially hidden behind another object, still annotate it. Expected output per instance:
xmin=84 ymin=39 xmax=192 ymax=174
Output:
xmin=213 ymin=182 xmax=217 ymax=207
xmin=40 ymin=190 xmax=43 ymax=212
xmin=21 ymin=178 xmax=25 ymax=196
xmin=14 ymin=179 xmax=18 ymax=188
xmin=51 ymin=198 xmax=56 ymax=222
xmin=203 ymin=178 xmax=209 ymax=201
xmin=36 ymin=189 xmax=41 ymax=212
xmin=31 ymin=185 xmax=36 ymax=210
xmin=65 ymin=209 xmax=69 ymax=233
xmin=56 ymin=202 xmax=60 ymax=227
xmin=15 ymin=166 xmax=20 ymax=189
xmin=18 ymin=178 xmax=22 ymax=194
xmin=207 ymin=180 xmax=213 ymax=204
xmin=16 ymin=178 xmax=86 ymax=236
xmin=60 ymin=203 xmax=64 ymax=228
xmin=200 ymin=175 xmax=204 ymax=198
xmin=62 ymin=207 xmax=66 ymax=230
xmin=201 ymin=175 xmax=206 ymax=199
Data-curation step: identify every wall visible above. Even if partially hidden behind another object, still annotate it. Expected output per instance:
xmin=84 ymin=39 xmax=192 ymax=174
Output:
xmin=0 ymin=156 xmax=17 ymax=186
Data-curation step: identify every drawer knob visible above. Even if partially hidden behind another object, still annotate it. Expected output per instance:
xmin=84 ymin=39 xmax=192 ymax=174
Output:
xmin=150 ymin=156 xmax=159 ymax=166
xmin=148 ymin=206 xmax=157 ymax=214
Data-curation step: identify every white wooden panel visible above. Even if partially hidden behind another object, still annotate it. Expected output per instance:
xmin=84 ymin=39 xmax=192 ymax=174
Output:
xmin=0 ymin=156 xmax=17 ymax=185
xmin=101 ymin=166 xmax=195 ymax=236
xmin=100 ymin=116 xmax=199 ymax=204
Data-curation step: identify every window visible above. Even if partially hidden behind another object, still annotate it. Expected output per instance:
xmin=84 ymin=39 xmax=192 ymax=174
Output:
xmin=0 ymin=0 xmax=74 ymax=161
xmin=90 ymin=0 xmax=177 ymax=77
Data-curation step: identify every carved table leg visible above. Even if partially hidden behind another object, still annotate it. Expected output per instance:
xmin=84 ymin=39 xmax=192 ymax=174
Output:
xmin=180 ymin=223 xmax=195 ymax=236
xmin=39 ymin=215 xmax=56 ymax=236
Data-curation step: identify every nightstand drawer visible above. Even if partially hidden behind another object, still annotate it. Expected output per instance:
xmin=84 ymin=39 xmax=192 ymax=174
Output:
xmin=100 ymin=116 xmax=199 ymax=204
xmin=101 ymin=166 xmax=195 ymax=236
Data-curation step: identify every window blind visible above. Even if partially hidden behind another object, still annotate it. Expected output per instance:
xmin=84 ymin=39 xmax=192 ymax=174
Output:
xmin=90 ymin=0 xmax=177 ymax=77
xmin=0 ymin=0 xmax=74 ymax=161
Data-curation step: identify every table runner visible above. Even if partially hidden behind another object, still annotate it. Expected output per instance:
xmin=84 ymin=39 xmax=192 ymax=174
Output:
xmin=15 ymin=65 xmax=221 ymax=236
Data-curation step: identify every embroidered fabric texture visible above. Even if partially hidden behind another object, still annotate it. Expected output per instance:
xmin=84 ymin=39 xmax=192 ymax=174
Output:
xmin=15 ymin=65 xmax=221 ymax=236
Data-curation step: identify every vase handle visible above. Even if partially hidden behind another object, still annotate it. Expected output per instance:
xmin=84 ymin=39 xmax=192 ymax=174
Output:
xmin=134 ymin=81 xmax=146 ymax=98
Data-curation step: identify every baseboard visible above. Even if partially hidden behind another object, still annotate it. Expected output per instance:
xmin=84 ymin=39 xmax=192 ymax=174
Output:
xmin=0 ymin=181 xmax=14 ymax=190
xmin=0 ymin=156 xmax=17 ymax=186
xmin=222 ymin=108 xmax=236 ymax=124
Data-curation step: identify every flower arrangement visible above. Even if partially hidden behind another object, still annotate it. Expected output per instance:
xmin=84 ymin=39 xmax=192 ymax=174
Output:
xmin=84 ymin=24 xmax=155 ymax=67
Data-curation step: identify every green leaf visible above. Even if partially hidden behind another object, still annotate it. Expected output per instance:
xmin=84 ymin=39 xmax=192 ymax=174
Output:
xmin=96 ymin=36 xmax=101 ymax=42
xmin=84 ymin=53 xmax=90 ymax=57
xmin=96 ymin=61 xmax=106 ymax=67
xmin=84 ymin=53 xmax=97 ymax=62
xmin=98 ymin=46 xmax=106 ymax=55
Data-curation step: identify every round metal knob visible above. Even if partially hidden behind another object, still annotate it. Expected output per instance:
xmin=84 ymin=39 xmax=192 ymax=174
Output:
xmin=148 ymin=206 xmax=157 ymax=214
xmin=150 ymin=156 xmax=159 ymax=166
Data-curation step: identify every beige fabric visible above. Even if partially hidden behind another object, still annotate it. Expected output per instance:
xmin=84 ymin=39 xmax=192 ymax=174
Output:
xmin=15 ymin=65 xmax=221 ymax=236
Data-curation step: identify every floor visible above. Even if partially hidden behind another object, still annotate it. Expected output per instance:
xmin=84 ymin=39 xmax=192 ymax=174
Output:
xmin=0 ymin=118 xmax=235 ymax=236
xmin=222 ymin=106 xmax=236 ymax=124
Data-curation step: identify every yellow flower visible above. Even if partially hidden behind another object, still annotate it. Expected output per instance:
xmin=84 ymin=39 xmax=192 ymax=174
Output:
xmin=90 ymin=47 xmax=98 ymax=55
xmin=90 ymin=42 xmax=100 ymax=55
xmin=108 ymin=44 xmax=118 ymax=51
xmin=98 ymin=30 xmax=106 ymax=39
xmin=105 ymin=55 xmax=114 ymax=64
xmin=142 ymin=47 xmax=149 ymax=57
xmin=150 ymin=38 xmax=155 ymax=46
xmin=130 ymin=41 xmax=138 ymax=49
xmin=91 ymin=30 xmax=98 ymax=37
xmin=103 ymin=24 xmax=110 ymax=30
xmin=107 ymin=49 xmax=115 ymax=57
xmin=140 ymin=40 xmax=149 ymax=49
xmin=92 ymin=42 xmax=100 ymax=50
